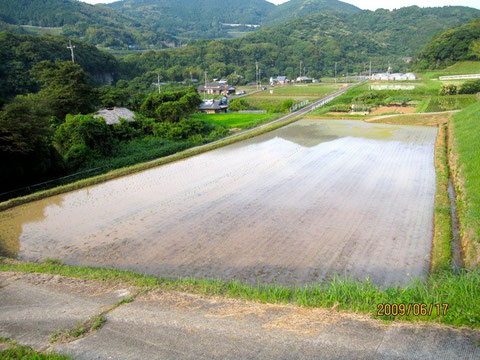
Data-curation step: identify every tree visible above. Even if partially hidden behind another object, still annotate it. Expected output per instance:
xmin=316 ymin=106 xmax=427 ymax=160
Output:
xmin=31 ymin=61 xmax=96 ymax=121
xmin=0 ymin=93 xmax=63 ymax=192
xmin=54 ymin=115 xmax=113 ymax=166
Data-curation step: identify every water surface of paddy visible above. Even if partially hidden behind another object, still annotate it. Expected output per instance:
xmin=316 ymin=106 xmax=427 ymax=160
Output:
xmin=0 ymin=120 xmax=437 ymax=286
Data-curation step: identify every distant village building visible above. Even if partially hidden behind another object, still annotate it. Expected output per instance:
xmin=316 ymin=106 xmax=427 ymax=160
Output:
xmin=270 ymin=76 xmax=290 ymax=86
xmin=296 ymin=76 xmax=314 ymax=83
xmin=94 ymin=107 xmax=136 ymax=125
xmin=371 ymin=72 xmax=417 ymax=81
xmin=198 ymin=98 xmax=228 ymax=114
xmin=198 ymin=82 xmax=236 ymax=96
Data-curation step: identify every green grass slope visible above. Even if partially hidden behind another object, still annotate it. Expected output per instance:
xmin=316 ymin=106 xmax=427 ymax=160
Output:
xmin=450 ymin=102 xmax=480 ymax=268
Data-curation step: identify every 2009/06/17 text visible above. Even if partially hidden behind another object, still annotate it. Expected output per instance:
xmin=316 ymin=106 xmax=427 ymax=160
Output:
xmin=376 ymin=303 xmax=449 ymax=317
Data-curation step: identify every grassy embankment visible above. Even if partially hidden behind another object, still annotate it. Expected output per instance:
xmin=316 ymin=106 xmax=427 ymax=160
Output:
xmin=420 ymin=61 xmax=480 ymax=80
xmin=449 ymin=102 xmax=480 ymax=268
xmin=1 ymin=259 xmax=479 ymax=329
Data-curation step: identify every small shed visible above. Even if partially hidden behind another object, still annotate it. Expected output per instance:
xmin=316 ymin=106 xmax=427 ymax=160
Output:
xmin=94 ymin=107 xmax=136 ymax=125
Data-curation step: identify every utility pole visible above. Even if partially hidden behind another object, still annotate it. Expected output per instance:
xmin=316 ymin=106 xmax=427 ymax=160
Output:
xmin=67 ymin=40 xmax=76 ymax=63
xmin=299 ymin=60 xmax=303 ymax=79
xmin=204 ymin=71 xmax=208 ymax=99
xmin=369 ymin=60 xmax=372 ymax=78
xmin=258 ymin=67 xmax=261 ymax=88
xmin=255 ymin=61 xmax=259 ymax=89
xmin=334 ymin=62 xmax=337 ymax=83
xmin=157 ymin=72 xmax=161 ymax=94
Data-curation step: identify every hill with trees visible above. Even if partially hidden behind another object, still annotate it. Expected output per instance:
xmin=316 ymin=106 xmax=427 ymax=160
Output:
xmin=415 ymin=17 xmax=480 ymax=69
xmin=0 ymin=31 xmax=118 ymax=102
xmin=0 ymin=0 xmax=175 ymax=48
xmin=263 ymin=0 xmax=359 ymax=25
xmin=118 ymin=6 xmax=480 ymax=85
xmin=108 ymin=0 xmax=276 ymax=39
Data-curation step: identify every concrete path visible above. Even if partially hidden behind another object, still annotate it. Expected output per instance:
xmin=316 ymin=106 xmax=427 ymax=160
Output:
xmin=1 ymin=272 xmax=479 ymax=359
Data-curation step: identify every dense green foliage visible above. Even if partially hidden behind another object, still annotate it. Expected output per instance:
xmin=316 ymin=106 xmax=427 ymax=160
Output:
xmin=458 ymin=79 xmax=480 ymax=94
xmin=416 ymin=17 xmax=480 ymax=69
xmin=139 ymin=88 xmax=202 ymax=122
xmin=0 ymin=31 xmax=117 ymax=101
xmin=228 ymin=98 xmax=251 ymax=111
xmin=0 ymin=0 xmax=174 ymax=48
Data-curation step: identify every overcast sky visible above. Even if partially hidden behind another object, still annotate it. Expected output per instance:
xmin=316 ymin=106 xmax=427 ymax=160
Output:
xmin=81 ymin=0 xmax=480 ymax=10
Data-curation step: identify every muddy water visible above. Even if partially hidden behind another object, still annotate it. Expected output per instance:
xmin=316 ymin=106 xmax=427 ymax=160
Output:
xmin=0 ymin=120 xmax=437 ymax=286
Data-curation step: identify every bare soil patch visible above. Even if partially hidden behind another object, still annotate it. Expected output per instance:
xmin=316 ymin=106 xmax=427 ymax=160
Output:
xmin=371 ymin=106 xmax=416 ymax=115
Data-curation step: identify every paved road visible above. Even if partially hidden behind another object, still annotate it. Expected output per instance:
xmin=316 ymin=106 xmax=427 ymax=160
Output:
xmin=1 ymin=272 xmax=479 ymax=359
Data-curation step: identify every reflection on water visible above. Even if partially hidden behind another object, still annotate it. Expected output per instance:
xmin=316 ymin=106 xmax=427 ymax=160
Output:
xmin=0 ymin=120 xmax=438 ymax=286
xmin=0 ymin=196 xmax=64 ymax=257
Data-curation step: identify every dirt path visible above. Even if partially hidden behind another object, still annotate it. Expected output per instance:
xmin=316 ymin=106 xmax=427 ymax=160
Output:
xmin=1 ymin=272 xmax=479 ymax=360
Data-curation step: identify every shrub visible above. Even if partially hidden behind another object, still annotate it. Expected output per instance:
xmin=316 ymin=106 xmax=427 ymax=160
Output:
xmin=440 ymin=84 xmax=458 ymax=95
xmin=229 ymin=98 xmax=250 ymax=111
xmin=329 ymin=104 xmax=351 ymax=112
xmin=458 ymin=79 xmax=480 ymax=94
xmin=54 ymin=114 xmax=113 ymax=158
xmin=353 ymin=91 xmax=387 ymax=104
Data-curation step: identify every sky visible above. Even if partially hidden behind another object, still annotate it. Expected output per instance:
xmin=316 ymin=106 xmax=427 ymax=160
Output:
xmin=81 ymin=0 xmax=480 ymax=10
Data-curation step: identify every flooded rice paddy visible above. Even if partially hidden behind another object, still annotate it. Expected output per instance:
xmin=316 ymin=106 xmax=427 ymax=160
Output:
xmin=0 ymin=120 xmax=437 ymax=286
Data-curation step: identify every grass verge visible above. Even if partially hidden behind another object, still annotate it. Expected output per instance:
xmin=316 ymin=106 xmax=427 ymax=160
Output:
xmin=0 ymin=115 xmax=300 ymax=212
xmin=431 ymin=123 xmax=453 ymax=273
xmin=1 ymin=259 xmax=479 ymax=329
xmin=449 ymin=102 xmax=480 ymax=268
xmin=0 ymin=338 xmax=71 ymax=360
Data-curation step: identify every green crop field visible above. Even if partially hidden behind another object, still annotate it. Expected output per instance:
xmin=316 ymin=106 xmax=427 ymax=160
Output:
xmin=241 ymin=83 xmax=346 ymax=112
xmin=190 ymin=112 xmax=280 ymax=130
xmin=416 ymin=95 xmax=479 ymax=113
xmin=309 ymin=80 xmax=442 ymax=116
xmin=245 ymin=95 xmax=311 ymax=112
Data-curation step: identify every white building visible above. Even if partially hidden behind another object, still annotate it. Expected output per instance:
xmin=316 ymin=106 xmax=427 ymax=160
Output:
xmin=371 ymin=72 xmax=417 ymax=81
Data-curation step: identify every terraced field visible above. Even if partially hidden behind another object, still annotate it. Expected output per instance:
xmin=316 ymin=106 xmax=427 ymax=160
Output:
xmin=0 ymin=120 xmax=437 ymax=286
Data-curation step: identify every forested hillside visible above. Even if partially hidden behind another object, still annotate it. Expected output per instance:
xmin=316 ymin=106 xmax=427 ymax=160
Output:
xmin=415 ymin=17 xmax=480 ymax=69
xmin=108 ymin=0 xmax=276 ymax=39
xmin=0 ymin=0 xmax=174 ymax=48
xmin=263 ymin=0 xmax=359 ymax=25
xmin=0 ymin=31 xmax=117 ymax=102
xmin=119 ymin=6 xmax=480 ymax=85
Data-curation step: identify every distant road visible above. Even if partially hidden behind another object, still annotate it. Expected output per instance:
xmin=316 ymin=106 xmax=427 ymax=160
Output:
xmin=220 ymin=81 xmax=362 ymax=143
